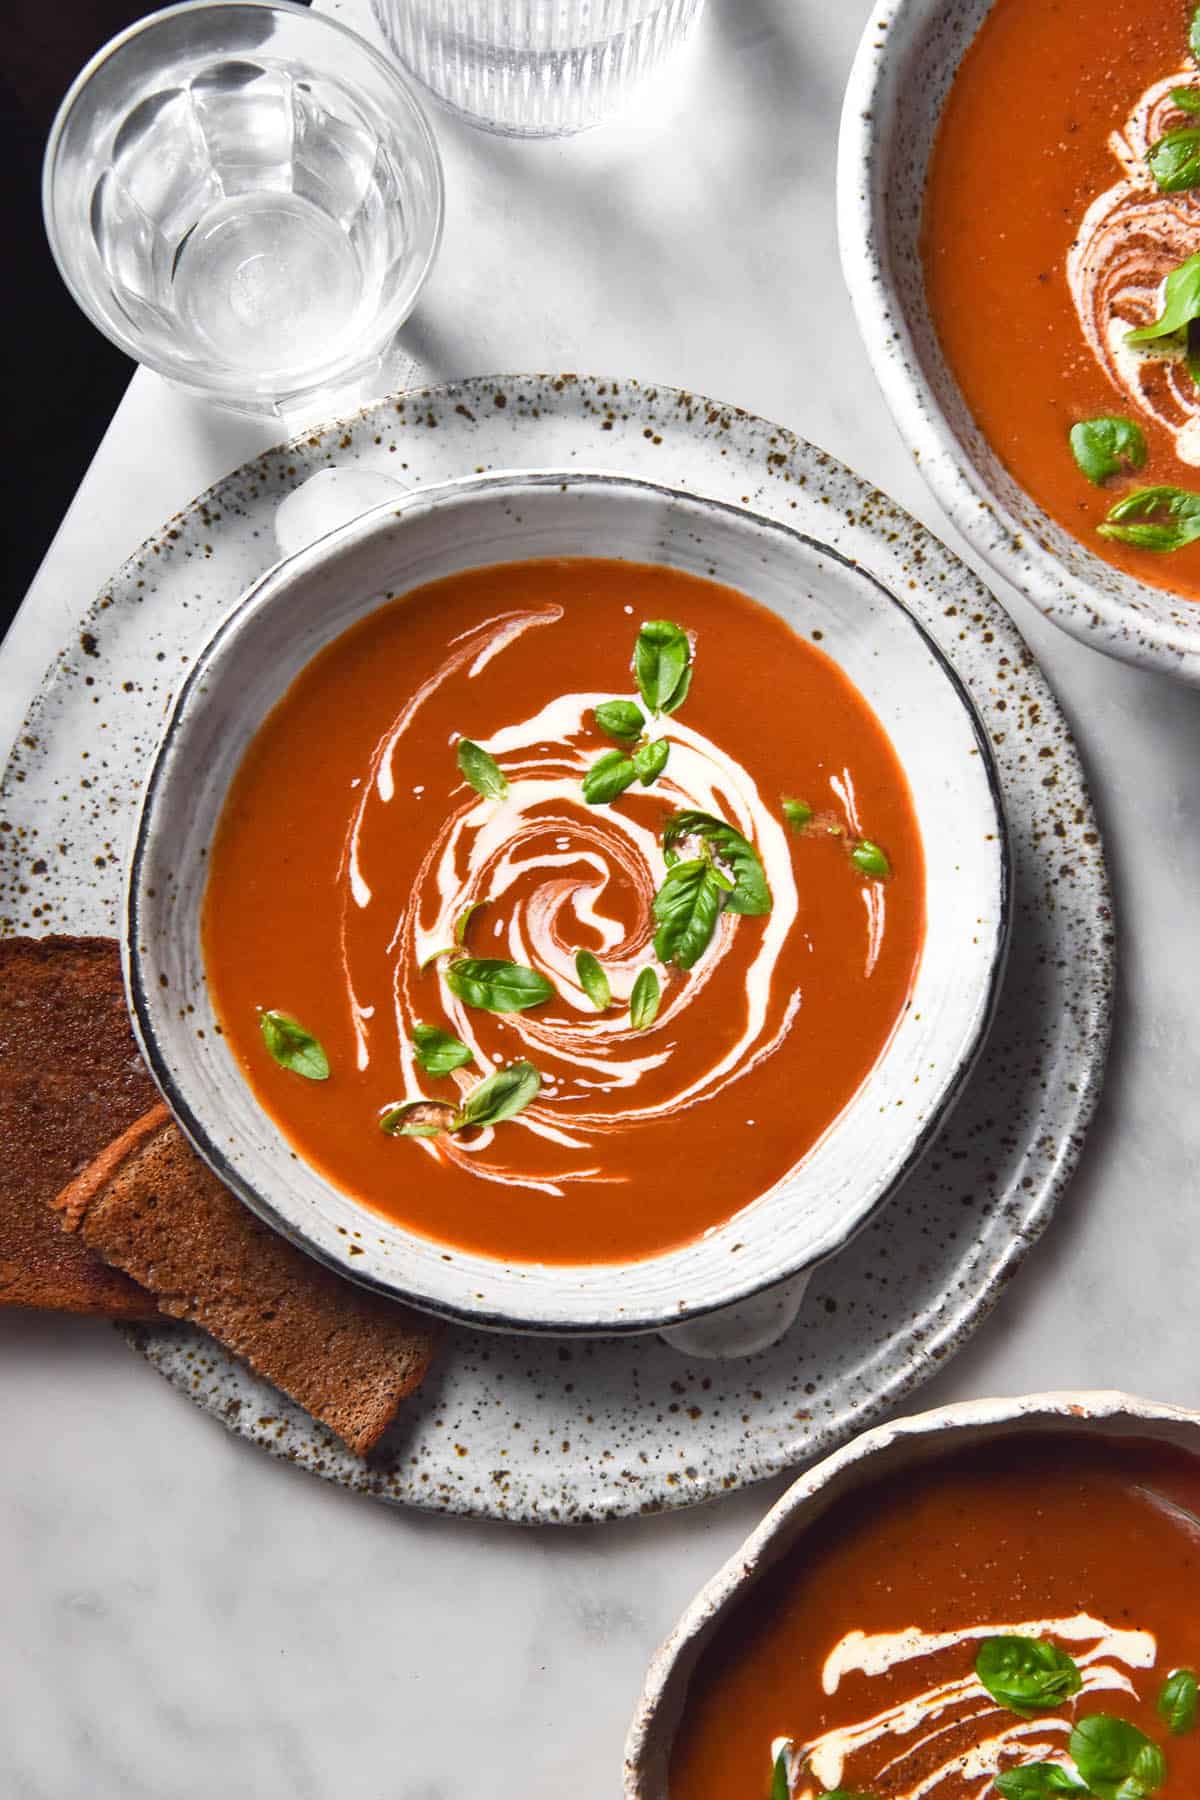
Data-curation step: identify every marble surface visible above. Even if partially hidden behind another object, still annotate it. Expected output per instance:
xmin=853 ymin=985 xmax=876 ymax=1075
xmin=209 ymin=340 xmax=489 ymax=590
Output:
xmin=2 ymin=0 xmax=1199 ymax=1795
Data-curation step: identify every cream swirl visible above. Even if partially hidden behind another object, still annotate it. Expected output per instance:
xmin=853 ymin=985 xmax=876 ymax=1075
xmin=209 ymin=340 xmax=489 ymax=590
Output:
xmin=779 ymin=1615 xmax=1156 ymax=1800
xmin=330 ymin=603 xmax=871 ymax=1200
xmin=1068 ymin=72 xmax=1200 ymax=461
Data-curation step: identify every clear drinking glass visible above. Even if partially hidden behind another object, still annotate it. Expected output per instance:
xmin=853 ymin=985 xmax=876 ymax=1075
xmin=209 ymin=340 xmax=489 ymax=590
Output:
xmin=371 ymin=0 xmax=706 ymax=137
xmin=43 ymin=1 xmax=444 ymax=416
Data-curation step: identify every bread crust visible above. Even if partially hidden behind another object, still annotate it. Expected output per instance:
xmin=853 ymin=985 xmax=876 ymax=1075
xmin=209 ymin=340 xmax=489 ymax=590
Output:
xmin=1 ymin=936 xmax=159 ymax=1317
xmin=54 ymin=1107 xmax=438 ymax=1457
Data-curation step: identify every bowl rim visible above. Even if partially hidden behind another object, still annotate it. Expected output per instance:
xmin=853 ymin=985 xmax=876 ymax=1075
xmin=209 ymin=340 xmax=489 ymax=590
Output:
xmin=836 ymin=0 xmax=1200 ymax=681
xmin=622 ymin=1388 xmax=1200 ymax=1797
xmin=41 ymin=0 xmax=446 ymax=402
xmin=124 ymin=466 xmax=1011 ymax=1335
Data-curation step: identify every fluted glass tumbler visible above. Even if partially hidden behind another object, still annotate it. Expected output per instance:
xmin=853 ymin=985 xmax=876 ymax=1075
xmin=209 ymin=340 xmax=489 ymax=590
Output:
xmin=43 ymin=1 xmax=444 ymax=415
xmin=371 ymin=0 xmax=706 ymax=137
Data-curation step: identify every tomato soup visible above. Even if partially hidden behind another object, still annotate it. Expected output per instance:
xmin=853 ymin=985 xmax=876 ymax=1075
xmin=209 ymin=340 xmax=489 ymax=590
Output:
xmin=671 ymin=1436 xmax=1200 ymax=1800
xmin=202 ymin=559 xmax=924 ymax=1265
xmin=925 ymin=0 xmax=1200 ymax=596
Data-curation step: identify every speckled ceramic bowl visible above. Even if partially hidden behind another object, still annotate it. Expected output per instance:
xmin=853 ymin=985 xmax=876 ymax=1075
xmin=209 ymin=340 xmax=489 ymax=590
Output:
xmin=838 ymin=0 xmax=1200 ymax=684
xmin=624 ymin=1391 xmax=1200 ymax=1797
xmin=126 ymin=469 xmax=1009 ymax=1336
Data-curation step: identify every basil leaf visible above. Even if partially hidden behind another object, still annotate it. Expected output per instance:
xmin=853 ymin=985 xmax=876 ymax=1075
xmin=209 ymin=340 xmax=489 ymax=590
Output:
xmin=583 ymin=748 xmax=638 ymax=805
xmin=1098 ymin=485 xmax=1200 ymax=551
xmin=851 ymin=839 xmax=892 ymax=879
xmin=1172 ymin=85 xmax=1200 ymax=113
xmin=456 ymin=738 xmax=508 ymax=799
xmin=419 ymin=943 xmax=456 ymax=971
xmin=1126 ymin=251 xmax=1200 ymax=344
xmin=260 ymin=1010 xmax=330 ymax=1081
xmin=633 ymin=738 xmax=670 ymax=786
xmin=1191 ymin=5 xmax=1200 ymax=63
xmin=782 ymin=797 xmax=813 ymax=830
xmin=454 ymin=1060 xmax=540 ymax=1130
xmin=1147 ymin=126 xmax=1200 ymax=190
xmin=976 ymin=1638 xmax=1084 ymax=1717
xmin=594 ymin=699 xmax=645 ymax=740
xmin=629 ymin=965 xmax=661 ymax=1029
xmin=634 ymin=619 xmax=692 ymax=715
xmin=575 ymin=948 xmax=611 ymax=1011
xmin=444 ymin=958 xmax=555 ymax=1013
xmin=1070 ymin=1716 xmax=1167 ymax=1798
xmin=994 ymin=1768 xmax=1088 ymax=1797
xmin=662 ymin=810 xmax=772 ymax=916
xmin=1159 ymin=1668 xmax=1198 ymax=1735
xmin=1068 ymin=417 xmax=1148 ymax=485
xmin=455 ymin=900 xmax=484 ymax=946
xmin=411 ymin=1021 xmax=474 ymax=1076
xmin=1188 ymin=319 xmax=1200 ymax=390
xmin=380 ymin=1099 xmax=455 ymax=1138
xmin=652 ymin=857 xmax=726 ymax=969
xmin=770 ymin=1747 xmax=789 ymax=1800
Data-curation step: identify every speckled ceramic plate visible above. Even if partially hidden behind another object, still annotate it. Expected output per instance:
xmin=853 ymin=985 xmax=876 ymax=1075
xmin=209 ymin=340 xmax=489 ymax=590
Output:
xmin=0 ymin=374 xmax=1112 ymax=1524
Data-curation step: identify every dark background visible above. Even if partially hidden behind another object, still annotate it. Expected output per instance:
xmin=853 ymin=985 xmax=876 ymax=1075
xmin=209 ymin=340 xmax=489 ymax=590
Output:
xmin=4 ymin=3 xmax=185 ymax=640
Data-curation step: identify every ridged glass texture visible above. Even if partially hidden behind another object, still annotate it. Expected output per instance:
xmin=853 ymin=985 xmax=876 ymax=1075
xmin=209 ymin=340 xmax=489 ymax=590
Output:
xmin=372 ymin=0 xmax=705 ymax=137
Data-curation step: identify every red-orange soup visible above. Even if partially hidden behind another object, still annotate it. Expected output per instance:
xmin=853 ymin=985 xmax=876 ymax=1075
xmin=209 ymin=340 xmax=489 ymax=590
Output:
xmin=924 ymin=0 xmax=1200 ymax=596
xmin=670 ymin=1436 xmax=1200 ymax=1800
xmin=202 ymin=559 xmax=924 ymax=1264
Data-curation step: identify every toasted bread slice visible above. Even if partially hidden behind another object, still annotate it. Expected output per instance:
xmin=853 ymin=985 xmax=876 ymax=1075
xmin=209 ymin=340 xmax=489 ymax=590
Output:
xmin=54 ymin=1106 xmax=438 ymax=1456
xmin=0 ymin=936 xmax=158 ymax=1316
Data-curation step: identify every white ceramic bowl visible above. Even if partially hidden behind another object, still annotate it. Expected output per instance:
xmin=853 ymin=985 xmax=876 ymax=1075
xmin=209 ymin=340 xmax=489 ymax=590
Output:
xmin=126 ymin=470 xmax=1009 ymax=1335
xmin=624 ymin=1390 xmax=1200 ymax=1798
xmin=838 ymin=0 xmax=1200 ymax=684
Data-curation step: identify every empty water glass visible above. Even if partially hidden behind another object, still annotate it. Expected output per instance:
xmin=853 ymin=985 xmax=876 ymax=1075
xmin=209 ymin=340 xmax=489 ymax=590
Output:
xmin=44 ymin=0 xmax=444 ymax=415
xmin=371 ymin=0 xmax=706 ymax=137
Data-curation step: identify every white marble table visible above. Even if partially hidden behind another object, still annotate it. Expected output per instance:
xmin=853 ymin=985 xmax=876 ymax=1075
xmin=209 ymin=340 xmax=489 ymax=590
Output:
xmin=3 ymin=2 xmax=1199 ymax=1794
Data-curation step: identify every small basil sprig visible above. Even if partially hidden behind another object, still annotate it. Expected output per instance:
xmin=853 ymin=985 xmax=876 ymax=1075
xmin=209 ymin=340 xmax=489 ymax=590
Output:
xmin=260 ymin=1010 xmax=330 ymax=1081
xmin=594 ymin=699 xmax=645 ymax=740
xmin=575 ymin=949 xmax=611 ymax=1011
xmin=456 ymin=738 xmax=508 ymax=799
xmin=1172 ymin=84 xmax=1200 ymax=113
xmin=1158 ymin=1668 xmax=1198 ymax=1736
xmin=663 ymin=810 xmax=772 ymax=915
xmin=583 ymin=738 xmax=669 ymax=803
xmin=994 ymin=1769 xmax=1087 ymax=1797
xmin=456 ymin=1060 xmax=542 ymax=1129
xmin=633 ymin=738 xmax=669 ymax=785
xmin=1069 ymin=1715 xmax=1166 ymax=1799
xmin=382 ymin=1060 xmax=541 ymax=1138
xmin=1069 ymin=417 xmax=1147 ymax=486
xmin=411 ymin=1021 xmax=474 ymax=1076
xmin=1099 ymin=485 xmax=1200 ymax=551
xmin=455 ymin=899 xmax=484 ymax=945
xmin=444 ymin=957 xmax=555 ymax=1013
xmin=380 ymin=1100 xmax=453 ymax=1139
xmin=634 ymin=619 xmax=692 ymax=716
xmin=583 ymin=748 xmax=637 ymax=805
xmin=1126 ymin=251 xmax=1200 ymax=346
xmin=976 ymin=1637 xmax=1083 ymax=1717
xmin=1192 ymin=6 xmax=1200 ymax=61
xmin=652 ymin=857 xmax=728 ymax=970
xmin=629 ymin=966 xmax=661 ymax=1029
xmin=782 ymin=797 xmax=812 ymax=830
xmin=851 ymin=839 xmax=892 ymax=879
xmin=1148 ymin=128 xmax=1200 ymax=191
